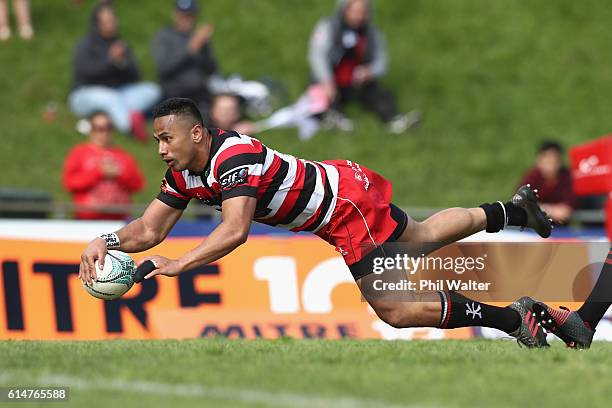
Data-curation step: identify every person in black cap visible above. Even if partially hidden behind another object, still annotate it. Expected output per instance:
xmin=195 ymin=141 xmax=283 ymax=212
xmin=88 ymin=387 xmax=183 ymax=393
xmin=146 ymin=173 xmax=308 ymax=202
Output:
xmin=151 ymin=0 xmax=219 ymax=117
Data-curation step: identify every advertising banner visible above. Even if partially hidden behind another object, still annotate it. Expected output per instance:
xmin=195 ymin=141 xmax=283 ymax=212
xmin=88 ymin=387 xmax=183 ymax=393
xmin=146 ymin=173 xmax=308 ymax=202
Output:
xmin=0 ymin=223 xmax=609 ymax=341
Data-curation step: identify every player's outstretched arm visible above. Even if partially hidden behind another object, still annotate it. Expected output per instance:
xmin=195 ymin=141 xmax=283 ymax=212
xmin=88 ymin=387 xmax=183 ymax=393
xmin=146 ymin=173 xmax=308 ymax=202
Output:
xmin=116 ymin=199 xmax=184 ymax=252
xmin=138 ymin=196 xmax=256 ymax=280
xmin=79 ymin=199 xmax=183 ymax=285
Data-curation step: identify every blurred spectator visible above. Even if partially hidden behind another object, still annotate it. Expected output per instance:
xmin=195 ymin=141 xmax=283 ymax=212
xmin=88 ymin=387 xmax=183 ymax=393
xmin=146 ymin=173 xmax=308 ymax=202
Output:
xmin=519 ymin=140 xmax=575 ymax=224
xmin=68 ymin=2 xmax=161 ymax=141
xmin=0 ymin=0 xmax=34 ymax=40
xmin=63 ymin=111 xmax=145 ymax=220
xmin=308 ymin=0 xmax=420 ymax=134
xmin=151 ymin=0 xmax=219 ymax=117
xmin=209 ymin=93 xmax=254 ymax=134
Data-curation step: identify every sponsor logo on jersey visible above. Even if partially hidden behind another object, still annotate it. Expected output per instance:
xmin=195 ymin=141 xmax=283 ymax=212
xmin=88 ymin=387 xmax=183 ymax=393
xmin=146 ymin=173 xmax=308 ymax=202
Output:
xmin=220 ymin=166 xmax=249 ymax=189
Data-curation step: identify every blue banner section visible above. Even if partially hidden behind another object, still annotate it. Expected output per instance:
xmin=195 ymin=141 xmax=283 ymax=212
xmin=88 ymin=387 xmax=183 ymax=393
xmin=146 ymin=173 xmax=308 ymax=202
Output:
xmin=543 ymin=226 xmax=605 ymax=239
xmin=167 ymin=219 xmax=295 ymax=237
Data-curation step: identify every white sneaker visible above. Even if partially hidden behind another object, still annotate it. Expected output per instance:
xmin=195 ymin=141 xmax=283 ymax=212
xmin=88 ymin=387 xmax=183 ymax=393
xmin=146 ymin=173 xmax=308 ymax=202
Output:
xmin=386 ymin=110 xmax=422 ymax=134
xmin=19 ymin=24 xmax=34 ymax=40
xmin=321 ymin=110 xmax=354 ymax=132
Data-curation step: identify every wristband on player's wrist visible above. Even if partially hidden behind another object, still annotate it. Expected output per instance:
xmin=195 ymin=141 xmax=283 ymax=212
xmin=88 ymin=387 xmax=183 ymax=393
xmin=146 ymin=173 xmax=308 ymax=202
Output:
xmin=99 ymin=233 xmax=120 ymax=249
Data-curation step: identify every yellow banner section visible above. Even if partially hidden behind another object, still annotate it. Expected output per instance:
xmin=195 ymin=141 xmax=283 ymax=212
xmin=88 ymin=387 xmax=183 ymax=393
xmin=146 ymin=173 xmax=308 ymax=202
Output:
xmin=0 ymin=237 xmax=472 ymax=340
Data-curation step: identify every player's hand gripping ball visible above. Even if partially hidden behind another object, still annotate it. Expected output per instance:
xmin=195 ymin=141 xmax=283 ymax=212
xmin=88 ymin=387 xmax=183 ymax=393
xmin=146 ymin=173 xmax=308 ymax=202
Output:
xmin=82 ymin=250 xmax=135 ymax=300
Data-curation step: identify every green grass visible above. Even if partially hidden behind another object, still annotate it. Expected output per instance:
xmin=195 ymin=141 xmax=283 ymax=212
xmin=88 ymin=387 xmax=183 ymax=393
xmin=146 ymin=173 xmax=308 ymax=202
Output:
xmin=2 ymin=0 xmax=612 ymax=207
xmin=1 ymin=339 xmax=611 ymax=407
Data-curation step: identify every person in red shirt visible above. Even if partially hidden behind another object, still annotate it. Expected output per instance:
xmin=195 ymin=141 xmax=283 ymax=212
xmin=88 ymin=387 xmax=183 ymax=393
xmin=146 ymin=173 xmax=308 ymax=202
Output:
xmin=63 ymin=111 xmax=145 ymax=220
xmin=519 ymin=140 xmax=575 ymax=224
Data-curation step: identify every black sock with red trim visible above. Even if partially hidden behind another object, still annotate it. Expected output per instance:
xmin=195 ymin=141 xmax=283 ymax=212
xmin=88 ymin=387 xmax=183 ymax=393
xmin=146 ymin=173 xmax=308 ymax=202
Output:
xmin=438 ymin=291 xmax=520 ymax=334
xmin=577 ymin=248 xmax=612 ymax=329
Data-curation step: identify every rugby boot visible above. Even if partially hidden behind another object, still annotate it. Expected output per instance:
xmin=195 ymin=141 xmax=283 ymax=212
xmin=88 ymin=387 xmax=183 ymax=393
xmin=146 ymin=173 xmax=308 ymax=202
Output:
xmin=532 ymin=302 xmax=595 ymax=349
xmin=508 ymin=296 xmax=549 ymax=348
xmin=511 ymin=184 xmax=553 ymax=238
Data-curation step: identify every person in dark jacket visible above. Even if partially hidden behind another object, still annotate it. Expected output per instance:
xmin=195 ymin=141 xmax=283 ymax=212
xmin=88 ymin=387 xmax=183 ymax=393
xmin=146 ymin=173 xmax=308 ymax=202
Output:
xmin=151 ymin=0 xmax=218 ymax=117
xmin=309 ymin=0 xmax=420 ymax=134
xmin=68 ymin=2 xmax=161 ymax=141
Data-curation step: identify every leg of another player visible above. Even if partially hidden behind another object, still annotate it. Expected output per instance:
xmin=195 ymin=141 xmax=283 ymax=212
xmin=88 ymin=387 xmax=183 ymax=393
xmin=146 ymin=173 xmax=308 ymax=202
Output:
xmin=535 ymin=246 xmax=612 ymax=342
xmin=575 ymin=247 xmax=612 ymax=328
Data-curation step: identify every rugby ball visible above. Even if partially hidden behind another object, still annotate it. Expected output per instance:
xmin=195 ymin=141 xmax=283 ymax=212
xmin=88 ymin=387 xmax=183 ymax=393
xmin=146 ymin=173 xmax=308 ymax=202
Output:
xmin=82 ymin=250 xmax=136 ymax=300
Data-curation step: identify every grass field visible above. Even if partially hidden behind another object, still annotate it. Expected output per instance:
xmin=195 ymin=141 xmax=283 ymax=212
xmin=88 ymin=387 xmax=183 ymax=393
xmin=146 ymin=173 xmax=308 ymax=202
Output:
xmin=3 ymin=1 xmax=612 ymax=208
xmin=1 ymin=339 xmax=611 ymax=407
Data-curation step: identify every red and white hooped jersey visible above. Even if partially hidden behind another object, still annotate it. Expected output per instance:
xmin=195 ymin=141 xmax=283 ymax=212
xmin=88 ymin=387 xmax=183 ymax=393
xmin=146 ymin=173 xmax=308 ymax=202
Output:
xmin=157 ymin=128 xmax=339 ymax=233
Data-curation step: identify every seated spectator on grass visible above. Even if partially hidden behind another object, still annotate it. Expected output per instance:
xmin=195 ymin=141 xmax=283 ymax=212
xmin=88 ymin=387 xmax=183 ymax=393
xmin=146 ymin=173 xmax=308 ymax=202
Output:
xmin=63 ymin=111 xmax=145 ymax=220
xmin=151 ymin=0 xmax=219 ymax=117
xmin=0 ymin=0 xmax=34 ymax=41
xmin=308 ymin=0 xmax=420 ymax=134
xmin=209 ymin=93 xmax=254 ymax=134
xmin=519 ymin=140 xmax=575 ymax=224
xmin=68 ymin=2 xmax=161 ymax=142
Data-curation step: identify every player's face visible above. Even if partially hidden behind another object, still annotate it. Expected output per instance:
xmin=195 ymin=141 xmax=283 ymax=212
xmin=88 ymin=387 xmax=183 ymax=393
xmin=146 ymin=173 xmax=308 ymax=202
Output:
xmin=343 ymin=0 xmax=369 ymax=29
xmin=153 ymin=115 xmax=204 ymax=172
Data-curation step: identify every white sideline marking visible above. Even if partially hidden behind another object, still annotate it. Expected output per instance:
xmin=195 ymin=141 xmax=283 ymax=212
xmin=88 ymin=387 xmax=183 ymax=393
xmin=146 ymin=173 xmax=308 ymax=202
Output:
xmin=0 ymin=371 xmax=429 ymax=408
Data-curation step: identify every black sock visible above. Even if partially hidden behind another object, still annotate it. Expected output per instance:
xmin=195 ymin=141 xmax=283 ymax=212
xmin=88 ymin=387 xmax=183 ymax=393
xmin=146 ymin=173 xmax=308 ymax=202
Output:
xmin=479 ymin=202 xmax=505 ymax=232
xmin=503 ymin=201 xmax=527 ymax=227
xmin=480 ymin=202 xmax=528 ymax=233
xmin=504 ymin=201 xmax=528 ymax=227
xmin=438 ymin=291 xmax=520 ymax=334
xmin=577 ymin=248 xmax=612 ymax=329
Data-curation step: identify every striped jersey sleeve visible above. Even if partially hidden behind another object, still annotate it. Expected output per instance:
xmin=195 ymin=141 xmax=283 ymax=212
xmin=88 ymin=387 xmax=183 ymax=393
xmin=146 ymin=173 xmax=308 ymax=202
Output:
xmin=213 ymin=137 xmax=266 ymax=201
xmin=157 ymin=169 xmax=191 ymax=210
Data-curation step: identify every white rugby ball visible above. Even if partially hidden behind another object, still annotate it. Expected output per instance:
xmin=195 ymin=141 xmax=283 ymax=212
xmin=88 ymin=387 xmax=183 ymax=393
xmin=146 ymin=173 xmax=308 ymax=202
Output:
xmin=83 ymin=250 xmax=136 ymax=300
